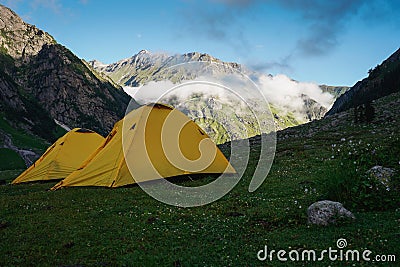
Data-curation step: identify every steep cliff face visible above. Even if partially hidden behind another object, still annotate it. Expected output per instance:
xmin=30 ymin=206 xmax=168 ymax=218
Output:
xmin=326 ymin=48 xmax=400 ymax=116
xmin=0 ymin=6 xmax=55 ymax=59
xmin=0 ymin=47 xmax=58 ymax=142
xmin=20 ymin=43 xmax=132 ymax=135
xmin=0 ymin=5 xmax=133 ymax=142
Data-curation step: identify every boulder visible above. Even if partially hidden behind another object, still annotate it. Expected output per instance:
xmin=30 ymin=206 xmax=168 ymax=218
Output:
xmin=307 ymin=200 xmax=355 ymax=226
xmin=366 ymin=166 xmax=396 ymax=191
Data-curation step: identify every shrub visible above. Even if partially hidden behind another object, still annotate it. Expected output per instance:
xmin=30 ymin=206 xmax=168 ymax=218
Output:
xmin=321 ymin=160 xmax=399 ymax=211
xmin=0 ymin=148 xmax=25 ymax=170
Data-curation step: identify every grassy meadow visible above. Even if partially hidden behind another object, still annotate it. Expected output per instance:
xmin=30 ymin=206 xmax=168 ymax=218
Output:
xmin=0 ymin=93 xmax=399 ymax=266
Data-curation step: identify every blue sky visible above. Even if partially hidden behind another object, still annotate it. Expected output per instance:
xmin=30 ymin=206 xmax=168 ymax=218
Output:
xmin=3 ymin=0 xmax=400 ymax=86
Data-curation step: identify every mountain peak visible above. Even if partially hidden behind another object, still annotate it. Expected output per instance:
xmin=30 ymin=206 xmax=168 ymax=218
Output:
xmin=138 ymin=49 xmax=150 ymax=55
xmin=0 ymin=4 xmax=55 ymax=59
xmin=91 ymin=50 xmax=243 ymax=86
xmin=183 ymin=51 xmax=218 ymax=62
xmin=0 ymin=4 xmax=23 ymax=25
xmin=0 ymin=4 xmax=132 ymax=141
xmin=88 ymin=59 xmax=107 ymax=69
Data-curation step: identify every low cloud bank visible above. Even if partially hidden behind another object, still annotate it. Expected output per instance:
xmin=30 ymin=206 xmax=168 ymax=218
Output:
xmin=256 ymin=74 xmax=334 ymax=112
xmin=124 ymin=73 xmax=334 ymax=119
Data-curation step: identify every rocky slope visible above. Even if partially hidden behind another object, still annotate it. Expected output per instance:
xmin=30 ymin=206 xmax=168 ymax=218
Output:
xmin=0 ymin=7 xmax=55 ymax=59
xmin=326 ymin=48 xmax=400 ymax=116
xmin=0 ymin=5 xmax=133 ymax=143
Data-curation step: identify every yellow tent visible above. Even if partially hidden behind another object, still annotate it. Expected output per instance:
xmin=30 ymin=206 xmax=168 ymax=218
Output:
xmin=52 ymin=103 xmax=235 ymax=189
xmin=12 ymin=128 xmax=105 ymax=184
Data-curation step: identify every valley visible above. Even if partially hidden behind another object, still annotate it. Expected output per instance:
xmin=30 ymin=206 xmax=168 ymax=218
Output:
xmin=0 ymin=3 xmax=399 ymax=266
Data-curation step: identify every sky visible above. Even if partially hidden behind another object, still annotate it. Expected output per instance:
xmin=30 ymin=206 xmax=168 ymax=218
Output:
xmin=2 ymin=0 xmax=400 ymax=86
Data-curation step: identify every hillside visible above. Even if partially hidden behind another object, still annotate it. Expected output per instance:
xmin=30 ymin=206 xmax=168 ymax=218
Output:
xmin=326 ymin=48 xmax=400 ymax=116
xmin=0 ymin=5 xmax=135 ymax=166
xmin=1 ymin=86 xmax=398 ymax=266
xmin=0 ymin=5 xmax=398 ymax=263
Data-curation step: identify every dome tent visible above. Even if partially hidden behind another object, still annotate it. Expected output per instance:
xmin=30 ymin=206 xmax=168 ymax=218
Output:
xmin=12 ymin=128 xmax=105 ymax=184
xmin=52 ymin=103 xmax=235 ymax=189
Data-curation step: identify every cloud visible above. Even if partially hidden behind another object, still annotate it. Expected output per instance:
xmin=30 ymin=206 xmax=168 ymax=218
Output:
xmin=209 ymin=0 xmax=363 ymax=57
xmin=124 ymin=78 xmax=241 ymax=105
xmin=181 ymin=0 xmax=399 ymax=71
xmin=225 ymin=0 xmax=399 ymax=56
xmin=178 ymin=1 xmax=251 ymax=55
xmin=211 ymin=0 xmax=255 ymax=6
xmin=123 ymin=72 xmax=334 ymax=121
xmin=31 ymin=0 xmax=63 ymax=13
xmin=255 ymin=74 xmax=334 ymax=113
xmin=247 ymin=54 xmax=293 ymax=73
xmin=278 ymin=0 xmax=363 ymax=56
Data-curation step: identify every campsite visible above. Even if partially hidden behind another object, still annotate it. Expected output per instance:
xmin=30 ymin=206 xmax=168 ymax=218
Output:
xmin=1 ymin=1 xmax=399 ymax=266
xmin=1 ymin=92 xmax=399 ymax=265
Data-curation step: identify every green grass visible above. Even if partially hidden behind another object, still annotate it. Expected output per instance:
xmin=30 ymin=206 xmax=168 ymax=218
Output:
xmin=270 ymin=104 xmax=303 ymax=129
xmin=0 ymin=170 xmax=24 ymax=182
xmin=0 ymin=148 xmax=25 ymax=171
xmin=0 ymin=93 xmax=399 ymax=266
xmin=0 ymin=115 xmax=48 ymax=150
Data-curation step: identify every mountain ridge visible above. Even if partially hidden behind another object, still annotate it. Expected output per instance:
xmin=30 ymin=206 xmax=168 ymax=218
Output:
xmin=0 ymin=5 xmax=55 ymax=60
xmin=88 ymin=50 xmax=243 ymax=87
xmin=0 ymin=5 xmax=136 ymax=165
xmin=326 ymin=47 xmax=400 ymax=116
xmin=90 ymin=49 xmax=347 ymax=142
